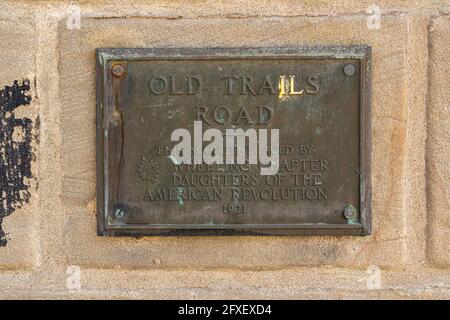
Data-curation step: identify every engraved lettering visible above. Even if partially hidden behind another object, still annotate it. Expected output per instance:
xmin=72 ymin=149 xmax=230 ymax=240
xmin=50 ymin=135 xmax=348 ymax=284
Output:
xmin=240 ymin=76 xmax=257 ymax=96
xmin=258 ymin=75 xmax=277 ymax=95
xmin=257 ymin=105 xmax=273 ymax=125
xmin=170 ymin=76 xmax=184 ymax=95
xmin=149 ymin=76 xmax=168 ymax=95
xmin=195 ymin=106 xmax=212 ymax=126
xmin=223 ymin=75 xmax=239 ymax=95
xmin=288 ymin=75 xmax=304 ymax=95
xmin=187 ymin=76 xmax=201 ymax=95
xmin=234 ymin=105 xmax=254 ymax=125
xmin=306 ymin=75 xmax=319 ymax=94
xmin=213 ymin=105 xmax=231 ymax=125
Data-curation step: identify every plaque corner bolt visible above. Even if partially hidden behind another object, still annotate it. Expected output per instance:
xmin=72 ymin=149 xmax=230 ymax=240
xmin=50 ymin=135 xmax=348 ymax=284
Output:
xmin=343 ymin=64 xmax=355 ymax=76
xmin=343 ymin=205 xmax=356 ymax=221
xmin=114 ymin=206 xmax=127 ymax=219
xmin=111 ymin=63 xmax=126 ymax=77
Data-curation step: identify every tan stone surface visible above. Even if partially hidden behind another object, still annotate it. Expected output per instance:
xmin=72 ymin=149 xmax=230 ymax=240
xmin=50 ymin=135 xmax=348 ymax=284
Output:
xmin=0 ymin=1 xmax=448 ymax=299
xmin=1 ymin=268 xmax=449 ymax=299
xmin=428 ymin=15 xmax=450 ymax=267
xmin=404 ymin=16 xmax=430 ymax=266
xmin=59 ymin=15 xmax=412 ymax=269
xmin=0 ymin=19 xmax=39 ymax=270
xmin=0 ymin=21 xmax=35 ymax=85
xmin=9 ymin=0 xmax=450 ymax=17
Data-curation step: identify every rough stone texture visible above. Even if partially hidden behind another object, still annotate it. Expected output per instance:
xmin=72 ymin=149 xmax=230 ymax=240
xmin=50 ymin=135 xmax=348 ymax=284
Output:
xmin=428 ymin=15 xmax=450 ymax=267
xmin=59 ymin=15 xmax=412 ymax=269
xmin=11 ymin=0 xmax=450 ymax=17
xmin=0 ymin=19 xmax=39 ymax=269
xmin=0 ymin=1 xmax=448 ymax=299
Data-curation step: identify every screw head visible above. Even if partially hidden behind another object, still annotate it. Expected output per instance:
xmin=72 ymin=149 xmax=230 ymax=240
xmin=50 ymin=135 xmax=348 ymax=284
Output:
xmin=115 ymin=208 xmax=125 ymax=219
xmin=343 ymin=205 xmax=356 ymax=220
xmin=111 ymin=63 xmax=125 ymax=77
xmin=343 ymin=64 xmax=355 ymax=76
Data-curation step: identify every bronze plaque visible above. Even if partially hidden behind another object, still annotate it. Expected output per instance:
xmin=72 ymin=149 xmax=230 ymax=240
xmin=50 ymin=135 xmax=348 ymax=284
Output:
xmin=96 ymin=47 xmax=371 ymax=236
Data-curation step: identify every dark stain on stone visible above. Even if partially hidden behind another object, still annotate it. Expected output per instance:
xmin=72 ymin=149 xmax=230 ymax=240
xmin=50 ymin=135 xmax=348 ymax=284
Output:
xmin=0 ymin=80 xmax=33 ymax=246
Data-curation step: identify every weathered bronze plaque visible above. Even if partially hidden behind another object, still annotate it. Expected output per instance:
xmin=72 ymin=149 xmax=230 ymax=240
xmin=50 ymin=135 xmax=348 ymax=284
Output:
xmin=96 ymin=47 xmax=371 ymax=236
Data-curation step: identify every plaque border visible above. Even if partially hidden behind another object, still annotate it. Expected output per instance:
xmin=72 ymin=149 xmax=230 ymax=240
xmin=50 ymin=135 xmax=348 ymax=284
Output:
xmin=96 ymin=46 xmax=372 ymax=236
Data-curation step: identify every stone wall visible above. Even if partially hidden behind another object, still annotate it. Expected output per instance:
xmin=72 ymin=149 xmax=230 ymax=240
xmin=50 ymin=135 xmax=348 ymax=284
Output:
xmin=0 ymin=0 xmax=448 ymax=299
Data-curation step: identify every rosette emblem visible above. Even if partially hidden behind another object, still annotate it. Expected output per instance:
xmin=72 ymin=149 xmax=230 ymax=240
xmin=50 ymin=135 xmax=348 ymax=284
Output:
xmin=137 ymin=155 xmax=160 ymax=186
